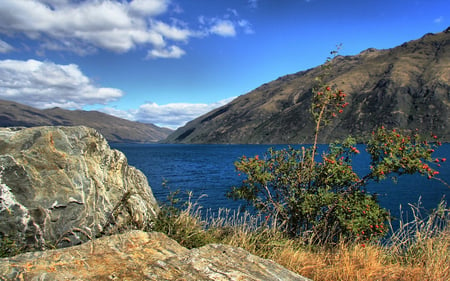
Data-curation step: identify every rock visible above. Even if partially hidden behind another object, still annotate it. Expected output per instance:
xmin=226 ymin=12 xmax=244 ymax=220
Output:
xmin=0 ymin=230 xmax=311 ymax=280
xmin=0 ymin=126 xmax=159 ymax=251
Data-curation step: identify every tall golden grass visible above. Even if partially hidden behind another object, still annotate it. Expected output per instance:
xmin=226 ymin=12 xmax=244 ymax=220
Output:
xmin=154 ymin=194 xmax=450 ymax=281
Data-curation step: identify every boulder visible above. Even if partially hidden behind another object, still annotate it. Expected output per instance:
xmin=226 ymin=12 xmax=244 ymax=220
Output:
xmin=0 ymin=230 xmax=311 ymax=280
xmin=0 ymin=126 xmax=159 ymax=251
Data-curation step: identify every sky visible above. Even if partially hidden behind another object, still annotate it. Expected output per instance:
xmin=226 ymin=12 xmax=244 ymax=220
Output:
xmin=0 ymin=0 xmax=449 ymax=129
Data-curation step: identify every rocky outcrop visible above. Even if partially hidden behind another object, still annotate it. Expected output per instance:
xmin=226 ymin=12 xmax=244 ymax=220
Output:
xmin=166 ymin=27 xmax=450 ymax=144
xmin=0 ymin=230 xmax=311 ymax=280
xmin=0 ymin=126 xmax=311 ymax=280
xmin=0 ymin=126 xmax=159 ymax=251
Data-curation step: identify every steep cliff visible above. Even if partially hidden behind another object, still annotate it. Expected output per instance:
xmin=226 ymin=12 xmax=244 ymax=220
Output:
xmin=0 ymin=126 xmax=159 ymax=251
xmin=166 ymin=27 xmax=450 ymax=144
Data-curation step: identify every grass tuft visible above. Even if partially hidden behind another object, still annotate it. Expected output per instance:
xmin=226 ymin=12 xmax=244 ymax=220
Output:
xmin=153 ymin=192 xmax=450 ymax=281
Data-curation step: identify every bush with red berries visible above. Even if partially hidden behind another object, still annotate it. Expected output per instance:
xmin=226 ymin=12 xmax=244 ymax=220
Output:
xmin=227 ymin=50 xmax=444 ymax=245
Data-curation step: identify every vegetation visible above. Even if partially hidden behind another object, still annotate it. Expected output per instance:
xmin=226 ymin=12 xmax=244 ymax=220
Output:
xmin=152 ymin=50 xmax=449 ymax=280
xmin=227 ymin=50 xmax=444 ymax=245
xmin=2 ymin=50 xmax=448 ymax=280
xmin=152 ymin=191 xmax=449 ymax=281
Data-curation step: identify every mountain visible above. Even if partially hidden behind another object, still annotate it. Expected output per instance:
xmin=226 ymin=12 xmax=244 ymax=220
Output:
xmin=166 ymin=27 xmax=450 ymax=144
xmin=0 ymin=100 xmax=172 ymax=143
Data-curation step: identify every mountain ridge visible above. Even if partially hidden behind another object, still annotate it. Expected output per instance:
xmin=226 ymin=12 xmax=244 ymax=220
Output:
xmin=166 ymin=27 xmax=450 ymax=144
xmin=0 ymin=100 xmax=172 ymax=143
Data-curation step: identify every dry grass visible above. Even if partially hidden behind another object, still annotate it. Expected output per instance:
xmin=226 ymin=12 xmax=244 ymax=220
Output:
xmin=275 ymin=200 xmax=449 ymax=281
xmin=155 ymin=195 xmax=450 ymax=281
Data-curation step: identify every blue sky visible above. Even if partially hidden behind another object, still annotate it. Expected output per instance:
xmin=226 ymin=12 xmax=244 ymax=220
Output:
xmin=0 ymin=0 xmax=448 ymax=129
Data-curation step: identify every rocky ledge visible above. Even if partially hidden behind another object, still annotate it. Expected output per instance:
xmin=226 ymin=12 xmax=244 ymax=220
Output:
xmin=0 ymin=230 xmax=310 ymax=280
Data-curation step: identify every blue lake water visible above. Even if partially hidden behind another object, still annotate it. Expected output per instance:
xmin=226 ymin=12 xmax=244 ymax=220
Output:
xmin=111 ymin=143 xmax=450 ymax=222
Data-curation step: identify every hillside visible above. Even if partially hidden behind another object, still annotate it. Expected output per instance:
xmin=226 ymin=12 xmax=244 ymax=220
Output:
xmin=166 ymin=27 xmax=450 ymax=144
xmin=0 ymin=100 xmax=172 ymax=143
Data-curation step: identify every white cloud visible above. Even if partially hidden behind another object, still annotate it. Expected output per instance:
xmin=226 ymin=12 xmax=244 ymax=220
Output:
xmin=0 ymin=0 xmax=253 ymax=58
xmin=0 ymin=57 xmax=236 ymax=127
xmin=101 ymin=107 xmax=137 ymax=121
xmin=0 ymin=40 xmax=13 ymax=53
xmin=0 ymin=59 xmax=123 ymax=109
xmin=0 ymin=0 xmax=164 ymax=53
xmin=151 ymin=20 xmax=192 ymax=41
xmin=102 ymin=97 xmax=236 ymax=129
xmin=147 ymin=45 xmax=186 ymax=59
xmin=129 ymin=0 xmax=169 ymax=16
xmin=210 ymin=20 xmax=236 ymax=37
xmin=199 ymin=8 xmax=254 ymax=38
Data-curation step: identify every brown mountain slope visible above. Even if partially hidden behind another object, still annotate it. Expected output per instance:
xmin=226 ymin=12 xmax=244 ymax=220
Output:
xmin=0 ymin=100 xmax=172 ymax=143
xmin=166 ymin=27 xmax=450 ymax=144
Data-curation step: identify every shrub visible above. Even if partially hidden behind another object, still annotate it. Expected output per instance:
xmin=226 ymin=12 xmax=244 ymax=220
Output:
xmin=227 ymin=50 xmax=444 ymax=245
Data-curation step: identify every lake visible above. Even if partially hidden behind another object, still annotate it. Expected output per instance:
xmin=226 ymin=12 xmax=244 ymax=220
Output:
xmin=111 ymin=143 xmax=450 ymax=223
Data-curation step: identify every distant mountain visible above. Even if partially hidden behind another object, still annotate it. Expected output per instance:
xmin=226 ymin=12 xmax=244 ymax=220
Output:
xmin=0 ymin=100 xmax=172 ymax=143
xmin=166 ymin=27 xmax=450 ymax=144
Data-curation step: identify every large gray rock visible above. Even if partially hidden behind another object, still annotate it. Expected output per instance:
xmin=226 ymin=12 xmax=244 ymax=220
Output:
xmin=0 ymin=126 xmax=159 ymax=250
xmin=0 ymin=230 xmax=312 ymax=280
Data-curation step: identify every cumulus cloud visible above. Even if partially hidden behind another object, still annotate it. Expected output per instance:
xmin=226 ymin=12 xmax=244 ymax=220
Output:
xmin=0 ymin=57 xmax=236 ymax=127
xmin=100 ymin=107 xmax=137 ymax=121
xmin=151 ymin=20 xmax=192 ymax=41
xmin=102 ymin=97 xmax=236 ymax=129
xmin=210 ymin=20 xmax=236 ymax=37
xmin=129 ymin=0 xmax=169 ymax=16
xmin=0 ymin=0 xmax=165 ymax=53
xmin=198 ymin=9 xmax=253 ymax=37
xmin=0 ymin=59 xmax=123 ymax=109
xmin=0 ymin=0 xmax=253 ymax=57
xmin=147 ymin=45 xmax=186 ymax=59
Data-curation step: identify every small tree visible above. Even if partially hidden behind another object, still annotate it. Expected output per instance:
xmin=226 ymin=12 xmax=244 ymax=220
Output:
xmin=227 ymin=50 xmax=445 ymax=244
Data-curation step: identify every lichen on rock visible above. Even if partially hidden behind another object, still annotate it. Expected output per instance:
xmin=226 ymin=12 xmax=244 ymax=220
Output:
xmin=0 ymin=230 xmax=311 ymax=280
